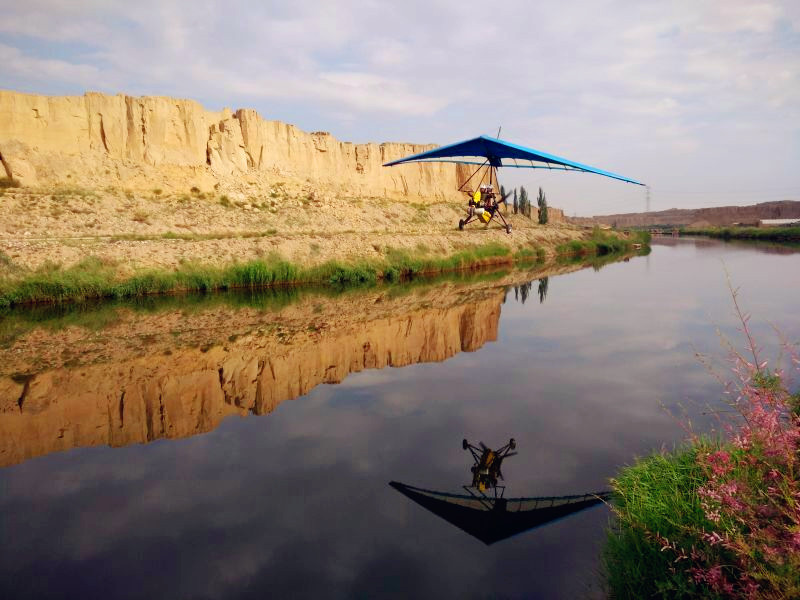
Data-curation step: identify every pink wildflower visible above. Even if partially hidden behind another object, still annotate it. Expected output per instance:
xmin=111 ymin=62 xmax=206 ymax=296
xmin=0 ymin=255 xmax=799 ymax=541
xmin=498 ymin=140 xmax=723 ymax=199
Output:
xmin=702 ymin=531 xmax=724 ymax=546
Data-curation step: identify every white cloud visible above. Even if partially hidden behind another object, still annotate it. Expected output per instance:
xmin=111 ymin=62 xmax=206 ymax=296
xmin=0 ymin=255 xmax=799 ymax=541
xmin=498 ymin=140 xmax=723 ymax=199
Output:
xmin=0 ymin=43 xmax=101 ymax=86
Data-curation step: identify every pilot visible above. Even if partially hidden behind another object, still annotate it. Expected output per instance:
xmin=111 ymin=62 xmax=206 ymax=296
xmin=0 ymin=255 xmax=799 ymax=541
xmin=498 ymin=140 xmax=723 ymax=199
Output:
xmin=468 ymin=187 xmax=482 ymax=219
xmin=482 ymin=184 xmax=495 ymax=208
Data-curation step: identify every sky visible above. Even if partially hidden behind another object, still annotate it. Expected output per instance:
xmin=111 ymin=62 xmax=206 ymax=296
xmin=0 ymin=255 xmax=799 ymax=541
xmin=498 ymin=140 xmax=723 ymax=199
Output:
xmin=1 ymin=0 xmax=798 ymax=216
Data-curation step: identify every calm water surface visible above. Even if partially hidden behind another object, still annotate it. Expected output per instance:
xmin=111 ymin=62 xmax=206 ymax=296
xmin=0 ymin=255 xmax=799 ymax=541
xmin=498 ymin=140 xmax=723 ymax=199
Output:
xmin=0 ymin=238 xmax=798 ymax=599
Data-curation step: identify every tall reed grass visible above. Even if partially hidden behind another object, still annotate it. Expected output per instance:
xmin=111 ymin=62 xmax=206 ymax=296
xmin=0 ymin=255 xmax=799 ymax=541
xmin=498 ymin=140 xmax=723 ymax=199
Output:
xmin=0 ymin=233 xmax=645 ymax=308
xmin=0 ymin=243 xmax=516 ymax=308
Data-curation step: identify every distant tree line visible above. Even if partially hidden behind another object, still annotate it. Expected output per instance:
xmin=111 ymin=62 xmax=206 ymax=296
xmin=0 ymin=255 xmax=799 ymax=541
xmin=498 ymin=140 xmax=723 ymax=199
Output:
xmin=507 ymin=186 xmax=548 ymax=224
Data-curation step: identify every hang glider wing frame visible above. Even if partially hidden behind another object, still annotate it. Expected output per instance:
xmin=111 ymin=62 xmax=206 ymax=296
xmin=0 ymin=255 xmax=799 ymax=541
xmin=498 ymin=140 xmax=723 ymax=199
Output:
xmin=383 ymin=134 xmax=644 ymax=187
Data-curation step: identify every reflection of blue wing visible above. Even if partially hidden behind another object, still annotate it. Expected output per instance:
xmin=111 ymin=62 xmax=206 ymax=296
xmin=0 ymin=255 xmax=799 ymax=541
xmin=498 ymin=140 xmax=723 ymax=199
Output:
xmin=390 ymin=481 xmax=609 ymax=546
xmin=383 ymin=135 xmax=644 ymax=186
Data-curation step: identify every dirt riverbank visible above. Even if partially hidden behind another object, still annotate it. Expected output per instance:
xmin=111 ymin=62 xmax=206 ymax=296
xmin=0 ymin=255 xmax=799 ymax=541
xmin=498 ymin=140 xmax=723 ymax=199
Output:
xmin=0 ymin=185 xmax=590 ymax=278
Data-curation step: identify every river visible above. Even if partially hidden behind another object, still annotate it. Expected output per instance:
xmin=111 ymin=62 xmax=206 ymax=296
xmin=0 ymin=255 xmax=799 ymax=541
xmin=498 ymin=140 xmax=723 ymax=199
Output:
xmin=0 ymin=238 xmax=798 ymax=599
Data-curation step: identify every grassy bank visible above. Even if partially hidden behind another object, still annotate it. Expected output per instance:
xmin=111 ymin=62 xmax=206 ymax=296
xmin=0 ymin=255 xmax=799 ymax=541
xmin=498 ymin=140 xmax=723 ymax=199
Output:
xmin=0 ymin=265 xmax=523 ymax=351
xmin=604 ymin=313 xmax=800 ymax=598
xmin=0 ymin=243 xmax=516 ymax=308
xmin=606 ymin=430 xmax=800 ymax=598
xmin=0 ymin=232 xmax=645 ymax=308
xmin=556 ymin=227 xmax=651 ymax=257
xmin=681 ymin=225 xmax=800 ymax=242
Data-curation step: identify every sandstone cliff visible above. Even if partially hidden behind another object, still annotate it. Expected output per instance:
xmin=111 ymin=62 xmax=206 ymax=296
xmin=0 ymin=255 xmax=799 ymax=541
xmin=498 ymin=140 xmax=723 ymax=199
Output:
xmin=0 ymin=90 xmax=462 ymax=200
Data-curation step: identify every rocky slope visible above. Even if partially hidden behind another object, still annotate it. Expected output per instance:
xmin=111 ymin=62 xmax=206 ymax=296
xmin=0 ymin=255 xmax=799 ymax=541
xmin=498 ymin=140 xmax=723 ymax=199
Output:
xmin=567 ymin=200 xmax=800 ymax=228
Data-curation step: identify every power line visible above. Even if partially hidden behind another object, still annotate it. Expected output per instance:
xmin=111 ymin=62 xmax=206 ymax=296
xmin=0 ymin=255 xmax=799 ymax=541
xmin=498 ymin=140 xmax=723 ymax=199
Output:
xmin=652 ymin=187 xmax=800 ymax=196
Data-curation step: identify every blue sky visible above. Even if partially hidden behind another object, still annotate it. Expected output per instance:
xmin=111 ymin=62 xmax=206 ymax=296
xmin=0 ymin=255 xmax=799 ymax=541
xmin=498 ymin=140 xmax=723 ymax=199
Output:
xmin=1 ymin=0 xmax=798 ymax=216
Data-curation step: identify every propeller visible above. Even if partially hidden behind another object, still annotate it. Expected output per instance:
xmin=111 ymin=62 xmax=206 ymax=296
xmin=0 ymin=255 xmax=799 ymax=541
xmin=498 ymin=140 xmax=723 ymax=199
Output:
xmin=497 ymin=190 xmax=512 ymax=205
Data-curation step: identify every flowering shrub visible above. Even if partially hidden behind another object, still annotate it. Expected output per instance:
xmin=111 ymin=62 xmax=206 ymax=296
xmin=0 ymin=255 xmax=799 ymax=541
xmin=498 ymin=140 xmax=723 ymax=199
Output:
xmin=688 ymin=336 xmax=800 ymax=597
xmin=605 ymin=288 xmax=800 ymax=599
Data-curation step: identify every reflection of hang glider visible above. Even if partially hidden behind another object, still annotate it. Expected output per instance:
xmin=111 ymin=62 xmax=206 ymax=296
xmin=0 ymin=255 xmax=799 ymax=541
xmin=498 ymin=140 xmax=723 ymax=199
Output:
xmin=389 ymin=482 xmax=610 ymax=546
xmin=390 ymin=437 xmax=610 ymax=545
xmin=383 ymin=135 xmax=644 ymax=233
xmin=463 ymin=438 xmax=517 ymax=495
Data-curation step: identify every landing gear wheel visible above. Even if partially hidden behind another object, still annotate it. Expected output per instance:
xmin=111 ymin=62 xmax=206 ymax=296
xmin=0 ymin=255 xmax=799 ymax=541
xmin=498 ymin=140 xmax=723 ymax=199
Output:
xmin=458 ymin=219 xmax=465 ymax=231
xmin=462 ymin=439 xmax=469 ymax=450
xmin=506 ymin=224 xmax=512 ymax=234
xmin=509 ymin=438 xmax=517 ymax=450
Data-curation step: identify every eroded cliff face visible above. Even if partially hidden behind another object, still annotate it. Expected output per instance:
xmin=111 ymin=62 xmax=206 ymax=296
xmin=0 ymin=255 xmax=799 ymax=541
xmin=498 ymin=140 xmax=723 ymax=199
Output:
xmin=0 ymin=284 xmax=502 ymax=467
xmin=0 ymin=90 xmax=461 ymax=199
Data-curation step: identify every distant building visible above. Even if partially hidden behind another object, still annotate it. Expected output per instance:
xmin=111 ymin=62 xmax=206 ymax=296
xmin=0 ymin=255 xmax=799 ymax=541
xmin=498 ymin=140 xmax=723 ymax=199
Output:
xmin=758 ymin=218 xmax=800 ymax=227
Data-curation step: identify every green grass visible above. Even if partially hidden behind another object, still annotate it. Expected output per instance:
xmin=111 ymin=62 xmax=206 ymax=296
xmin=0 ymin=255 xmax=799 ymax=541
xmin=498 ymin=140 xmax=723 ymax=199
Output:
xmin=556 ymin=228 xmax=650 ymax=257
xmin=0 ymin=262 xmax=529 ymax=348
xmin=681 ymin=225 xmax=800 ymax=242
xmin=513 ymin=245 xmax=546 ymax=263
xmin=604 ymin=445 xmax=725 ymax=599
xmin=514 ymin=248 xmax=537 ymax=261
xmin=0 ymin=243 xmax=515 ymax=308
xmin=0 ymin=231 xmax=646 ymax=309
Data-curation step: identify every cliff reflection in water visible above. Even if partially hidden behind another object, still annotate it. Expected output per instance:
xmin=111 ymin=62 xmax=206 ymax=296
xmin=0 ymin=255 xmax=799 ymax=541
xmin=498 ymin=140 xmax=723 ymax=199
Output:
xmin=0 ymin=277 xmax=511 ymax=467
xmin=0 ymin=256 xmax=627 ymax=468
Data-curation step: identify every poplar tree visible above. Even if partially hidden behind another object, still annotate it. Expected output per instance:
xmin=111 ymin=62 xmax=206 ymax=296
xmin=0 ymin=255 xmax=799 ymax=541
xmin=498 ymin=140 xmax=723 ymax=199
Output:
xmin=537 ymin=187 xmax=548 ymax=225
xmin=512 ymin=188 xmax=518 ymax=214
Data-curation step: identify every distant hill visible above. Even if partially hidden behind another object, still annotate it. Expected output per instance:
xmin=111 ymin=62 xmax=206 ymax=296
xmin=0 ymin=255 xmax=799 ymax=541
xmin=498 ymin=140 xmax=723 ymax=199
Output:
xmin=567 ymin=201 xmax=800 ymax=228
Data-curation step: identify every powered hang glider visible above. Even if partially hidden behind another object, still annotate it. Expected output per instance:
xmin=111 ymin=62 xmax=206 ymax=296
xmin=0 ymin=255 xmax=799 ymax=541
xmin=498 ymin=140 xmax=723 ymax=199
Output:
xmin=383 ymin=135 xmax=644 ymax=234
